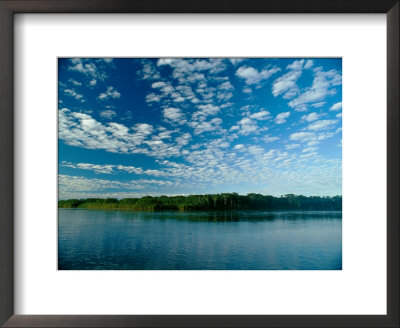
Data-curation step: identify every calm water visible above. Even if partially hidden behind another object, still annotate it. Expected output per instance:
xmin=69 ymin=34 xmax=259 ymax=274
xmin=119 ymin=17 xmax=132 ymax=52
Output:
xmin=58 ymin=209 xmax=342 ymax=270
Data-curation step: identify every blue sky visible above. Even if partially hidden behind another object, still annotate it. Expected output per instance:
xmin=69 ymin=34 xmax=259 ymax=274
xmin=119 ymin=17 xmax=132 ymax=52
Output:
xmin=58 ymin=58 xmax=342 ymax=199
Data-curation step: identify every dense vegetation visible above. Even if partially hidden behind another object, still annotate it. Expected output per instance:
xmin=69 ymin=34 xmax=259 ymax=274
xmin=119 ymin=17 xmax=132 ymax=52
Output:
xmin=58 ymin=193 xmax=342 ymax=211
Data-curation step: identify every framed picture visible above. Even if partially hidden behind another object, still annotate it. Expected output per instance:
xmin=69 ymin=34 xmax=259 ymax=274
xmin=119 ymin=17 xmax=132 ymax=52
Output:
xmin=57 ymin=56 xmax=343 ymax=271
xmin=0 ymin=0 xmax=398 ymax=327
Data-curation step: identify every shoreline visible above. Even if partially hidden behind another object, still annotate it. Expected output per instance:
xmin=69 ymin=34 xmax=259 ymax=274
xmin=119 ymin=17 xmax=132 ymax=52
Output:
xmin=59 ymin=193 xmax=342 ymax=211
xmin=58 ymin=207 xmax=343 ymax=213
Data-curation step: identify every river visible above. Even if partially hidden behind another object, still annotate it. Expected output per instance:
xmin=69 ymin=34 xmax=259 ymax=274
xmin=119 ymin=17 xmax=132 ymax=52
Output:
xmin=58 ymin=209 xmax=342 ymax=270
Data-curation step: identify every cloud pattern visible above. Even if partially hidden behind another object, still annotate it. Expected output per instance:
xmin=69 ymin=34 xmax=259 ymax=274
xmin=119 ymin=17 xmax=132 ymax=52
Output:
xmin=58 ymin=58 xmax=342 ymax=199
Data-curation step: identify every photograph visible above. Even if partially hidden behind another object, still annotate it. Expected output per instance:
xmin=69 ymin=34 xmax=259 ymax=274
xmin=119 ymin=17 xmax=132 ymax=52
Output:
xmin=58 ymin=57 xmax=342 ymax=270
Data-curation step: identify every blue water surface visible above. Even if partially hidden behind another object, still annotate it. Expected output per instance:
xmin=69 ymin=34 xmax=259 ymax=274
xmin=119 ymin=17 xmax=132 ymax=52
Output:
xmin=58 ymin=209 xmax=342 ymax=270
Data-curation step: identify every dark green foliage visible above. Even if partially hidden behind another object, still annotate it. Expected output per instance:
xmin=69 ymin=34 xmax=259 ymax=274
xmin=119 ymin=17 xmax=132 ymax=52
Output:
xmin=58 ymin=193 xmax=342 ymax=211
xmin=58 ymin=199 xmax=84 ymax=208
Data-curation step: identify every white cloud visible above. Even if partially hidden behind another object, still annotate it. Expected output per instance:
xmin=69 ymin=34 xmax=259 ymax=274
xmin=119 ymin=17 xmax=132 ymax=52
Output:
xmin=301 ymin=112 xmax=320 ymax=122
xmin=216 ymin=81 xmax=234 ymax=101
xmin=145 ymin=93 xmax=161 ymax=103
xmin=290 ymin=131 xmax=316 ymax=143
xmin=286 ymin=59 xmax=304 ymax=70
xmin=288 ymin=67 xmax=342 ymax=111
xmin=219 ymin=142 xmax=230 ymax=148
xmin=115 ymin=165 xmax=145 ymax=174
xmin=274 ymin=112 xmax=291 ymax=124
xmin=138 ymin=60 xmax=161 ymax=80
xmin=229 ymin=58 xmax=244 ymax=65
xmin=59 ymin=174 xmax=143 ymax=193
xmin=68 ymin=79 xmax=82 ymax=86
xmin=302 ymin=146 xmax=318 ymax=153
xmin=161 ymin=85 xmax=174 ymax=95
xmin=153 ymin=129 xmax=173 ymax=140
xmin=156 ymin=58 xmax=174 ymax=66
xmin=249 ymin=110 xmax=271 ymax=120
xmin=189 ymin=117 xmax=223 ymax=135
xmin=192 ymin=104 xmax=220 ymax=120
xmin=163 ymin=107 xmax=186 ymax=124
xmin=330 ymin=101 xmax=342 ymax=111
xmin=143 ymin=62 xmax=229 ymax=110
xmin=310 ymin=101 xmax=326 ymax=108
xmin=151 ymin=81 xmax=167 ymax=88
xmin=100 ymin=110 xmax=117 ymax=119
xmin=61 ymin=162 xmax=115 ymax=174
xmin=263 ymin=135 xmax=279 ymax=143
xmin=59 ymin=174 xmax=175 ymax=198
xmin=285 ymin=143 xmax=300 ymax=150
xmin=234 ymin=144 xmax=245 ymax=150
xmin=304 ymin=59 xmax=314 ymax=69
xmin=300 ymin=151 xmax=318 ymax=158
xmin=68 ymin=58 xmax=107 ymax=81
xmin=134 ymin=123 xmax=153 ymax=135
xmin=272 ymin=59 xmax=314 ymax=99
xmin=59 ymin=108 xmax=189 ymax=157
xmin=98 ymin=86 xmax=121 ymax=100
xmin=243 ymin=87 xmax=252 ymax=94
xmin=236 ymin=66 xmax=280 ymax=85
xmin=176 ymin=133 xmax=192 ymax=146
xmin=219 ymin=81 xmax=234 ymax=91
xmin=308 ymin=119 xmax=337 ymax=131
xmin=60 ymin=161 xmax=144 ymax=175
xmin=157 ymin=58 xmax=227 ymax=83
xmin=275 ymin=153 xmax=290 ymax=162
xmin=176 ymin=85 xmax=196 ymax=101
xmin=248 ymin=145 xmax=265 ymax=155
xmin=217 ymin=91 xmax=233 ymax=101
xmin=175 ymin=96 xmax=186 ymax=104
xmin=143 ymin=169 xmax=167 ymax=177
xmin=236 ymin=117 xmax=258 ymax=135
xmin=146 ymin=140 xmax=165 ymax=147
xmin=64 ymin=88 xmax=83 ymax=101
xmin=272 ymin=70 xmax=302 ymax=98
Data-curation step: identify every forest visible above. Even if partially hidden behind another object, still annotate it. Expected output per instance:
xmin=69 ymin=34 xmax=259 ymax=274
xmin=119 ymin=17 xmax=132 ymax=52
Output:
xmin=58 ymin=193 xmax=342 ymax=211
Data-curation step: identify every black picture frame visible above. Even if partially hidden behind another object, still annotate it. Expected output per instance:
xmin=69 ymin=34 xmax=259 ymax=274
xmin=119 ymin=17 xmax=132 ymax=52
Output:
xmin=0 ymin=1 xmax=398 ymax=327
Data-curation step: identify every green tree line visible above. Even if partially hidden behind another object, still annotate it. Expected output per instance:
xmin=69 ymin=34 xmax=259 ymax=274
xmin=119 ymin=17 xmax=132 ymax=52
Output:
xmin=58 ymin=193 xmax=342 ymax=211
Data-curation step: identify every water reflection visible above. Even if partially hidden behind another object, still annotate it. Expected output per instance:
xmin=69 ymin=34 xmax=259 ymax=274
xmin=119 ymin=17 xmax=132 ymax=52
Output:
xmin=111 ymin=209 xmax=342 ymax=222
xmin=58 ymin=209 xmax=342 ymax=270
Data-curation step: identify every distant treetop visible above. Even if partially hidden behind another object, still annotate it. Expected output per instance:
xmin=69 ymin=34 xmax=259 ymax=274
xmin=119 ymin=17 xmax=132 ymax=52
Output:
xmin=58 ymin=193 xmax=342 ymax=211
